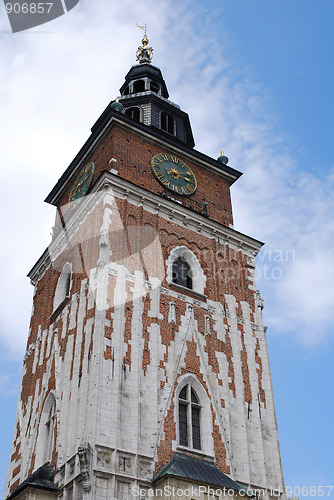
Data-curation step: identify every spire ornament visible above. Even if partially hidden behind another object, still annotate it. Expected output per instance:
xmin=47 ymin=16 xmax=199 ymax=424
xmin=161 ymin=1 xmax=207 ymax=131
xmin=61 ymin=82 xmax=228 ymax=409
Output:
xmin=136 ymin=23 xmax=153 ymax=64
xmin=217 ymin=149 xmax=229 ymax=165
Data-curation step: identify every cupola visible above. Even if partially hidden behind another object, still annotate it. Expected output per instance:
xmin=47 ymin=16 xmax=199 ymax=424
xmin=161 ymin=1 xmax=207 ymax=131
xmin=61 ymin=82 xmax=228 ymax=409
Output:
xmin=117 ymin=29 xmax=195 ymax=148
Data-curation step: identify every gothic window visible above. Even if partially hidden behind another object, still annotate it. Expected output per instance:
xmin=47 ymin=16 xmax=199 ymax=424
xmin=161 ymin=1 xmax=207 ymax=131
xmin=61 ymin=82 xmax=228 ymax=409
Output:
xmin=178 ymin=385 xmax=201 ymax=450
xmin=133 ymin=79 xmax=145 ymax=93
xmin=125 ymin=107 xmax=141 ymax=122
xmin=35 ymin=393 xmax=57 ymax=467
xmin=172 ymin=257 xmax=192 ymax=289
xmin=161 ymin=111 xmax=175 ymax=135
xmin=53 ymin=262 xmax=72 ymax=313
xmin=167 ymin=246 xmax=206 ymax=295
xmin=150 ymin=81 xmax=160 ymax=93
xmin=44 ymin=397 xmax=56 ymax=463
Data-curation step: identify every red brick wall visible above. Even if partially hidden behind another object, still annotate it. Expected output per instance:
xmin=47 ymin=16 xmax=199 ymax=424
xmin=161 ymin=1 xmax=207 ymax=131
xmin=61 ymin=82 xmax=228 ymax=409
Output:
xmin=56 ymin=124 xmax=234 ymax=228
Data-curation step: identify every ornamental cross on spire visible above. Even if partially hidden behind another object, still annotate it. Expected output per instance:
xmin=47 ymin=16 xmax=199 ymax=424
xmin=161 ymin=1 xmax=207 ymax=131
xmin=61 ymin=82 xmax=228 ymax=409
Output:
xmin=136 ymin=23 xmax=153 ymax=64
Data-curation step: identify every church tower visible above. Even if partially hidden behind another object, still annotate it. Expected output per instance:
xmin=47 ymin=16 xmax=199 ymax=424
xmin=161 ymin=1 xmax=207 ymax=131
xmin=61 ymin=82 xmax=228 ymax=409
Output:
xmin=5 ymin=33 xmax=286 ymax=500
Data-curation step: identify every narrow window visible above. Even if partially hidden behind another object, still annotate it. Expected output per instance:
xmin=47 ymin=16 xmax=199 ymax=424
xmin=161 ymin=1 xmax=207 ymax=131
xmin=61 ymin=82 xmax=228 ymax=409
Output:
xmin=44 ymin=398 xmax=56 ymax=462
xmin=172 ymin=257 xmax=192 ymax=289
xmin=179 ymin=402 xmax=188 ymax=446
xmin=53 ymin=263 xmax=72 ymax=313
xmin=133 ymin=79 xmax=145 ymax=93
xmin=178 ymin=385 xmax=201 ymax=450
xmin=161 ymin=111 xmax=174 ymax=135
xmin=64 ymin=272 xmax=71 ymax=298
xmin=150 ymin=81 xmax=160 ymax=93
xmin=125 ymin=107 xmax=141 ymax=122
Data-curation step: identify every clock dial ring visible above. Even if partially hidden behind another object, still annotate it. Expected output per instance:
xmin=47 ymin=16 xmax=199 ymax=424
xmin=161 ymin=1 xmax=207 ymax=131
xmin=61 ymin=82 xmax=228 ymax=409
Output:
xmin=69 ymin=162 xmax=95 ymax=205
xmin=150 ymin=153 xmax=197 ymax=195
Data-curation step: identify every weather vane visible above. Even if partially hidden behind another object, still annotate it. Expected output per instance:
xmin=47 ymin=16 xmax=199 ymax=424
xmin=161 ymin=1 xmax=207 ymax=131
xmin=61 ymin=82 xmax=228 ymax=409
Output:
xmin=136 ymin=23 xmax=153 ymax=64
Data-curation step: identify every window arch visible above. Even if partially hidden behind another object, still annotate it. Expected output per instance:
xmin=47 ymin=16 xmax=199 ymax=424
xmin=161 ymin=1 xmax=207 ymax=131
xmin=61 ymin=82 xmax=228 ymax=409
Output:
xmin=36 ymin=393 xmax=56 ymax=467
xmin=125 ymin=107 xmax=141 ymax=122
xmin=166 ymin=246 xmax=206 ymax=295
xmin=178 ymin=385 xmax=201 ymax=449
xmin=133 ymin=79 xmax=145 ymax=93
xmin=172 ymin=257 xmax=192 ymax=289
xmin=175 ymin=375 xmax=214 ymax=457
xmin=53 ymin=262 xmax=72 ymax=313
xmin=160 ymin=111 xmax=175 ymax=135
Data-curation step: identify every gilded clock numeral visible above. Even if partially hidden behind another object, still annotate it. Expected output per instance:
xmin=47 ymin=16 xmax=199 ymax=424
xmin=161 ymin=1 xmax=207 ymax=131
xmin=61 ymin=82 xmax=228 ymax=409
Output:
xmin=171 ymin=156 xmax=179 ymax=164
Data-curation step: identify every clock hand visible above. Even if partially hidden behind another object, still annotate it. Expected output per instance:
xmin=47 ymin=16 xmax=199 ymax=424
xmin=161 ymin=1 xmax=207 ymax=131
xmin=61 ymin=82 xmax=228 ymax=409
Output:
xmin=76 ymin=171 xmax=93 ymax=192
xmin=166 ymin=168 xmax=194 ymax=180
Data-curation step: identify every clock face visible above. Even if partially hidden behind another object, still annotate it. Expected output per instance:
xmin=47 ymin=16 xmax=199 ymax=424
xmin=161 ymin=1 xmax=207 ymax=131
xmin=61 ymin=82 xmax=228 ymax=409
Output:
xmin=69 ymin=162 xmax=95 ymax=206
xmin=150 ymin=153 xmax=197 ymax=195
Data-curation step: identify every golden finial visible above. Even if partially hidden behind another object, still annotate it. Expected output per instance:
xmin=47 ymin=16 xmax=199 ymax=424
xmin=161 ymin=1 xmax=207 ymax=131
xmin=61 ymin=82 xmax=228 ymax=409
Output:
xmin=218 ymin=149 xmax=229 ymax=165
xmin=136 ymin=23 xmax=153 ymax=64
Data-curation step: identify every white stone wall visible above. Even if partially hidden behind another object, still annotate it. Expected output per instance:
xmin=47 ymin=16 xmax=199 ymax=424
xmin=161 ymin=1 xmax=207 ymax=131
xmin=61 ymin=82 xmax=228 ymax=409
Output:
xmin=5 ymin=182 xmax=285 ymax=500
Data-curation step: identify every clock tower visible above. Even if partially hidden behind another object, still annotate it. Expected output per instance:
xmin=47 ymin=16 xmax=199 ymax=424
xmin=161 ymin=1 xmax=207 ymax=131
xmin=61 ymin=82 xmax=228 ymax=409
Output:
xmin=5 ymin=34 xmax=286 ymax=500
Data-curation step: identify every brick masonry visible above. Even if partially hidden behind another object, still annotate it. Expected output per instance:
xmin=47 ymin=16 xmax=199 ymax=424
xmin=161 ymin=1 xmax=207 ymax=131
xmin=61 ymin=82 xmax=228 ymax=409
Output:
xmin=5 ymin=123 xmax=285 ymax=500
xmin=55 ymin=123 xmax=234 ymax=229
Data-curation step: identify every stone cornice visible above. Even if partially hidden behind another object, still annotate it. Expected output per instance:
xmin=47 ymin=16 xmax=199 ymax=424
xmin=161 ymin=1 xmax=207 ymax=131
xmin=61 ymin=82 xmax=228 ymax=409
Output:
xmin=29 ymin=171 xmax=263 ymax=286
xmin=93 ymin=172 xmax=263 ymax=256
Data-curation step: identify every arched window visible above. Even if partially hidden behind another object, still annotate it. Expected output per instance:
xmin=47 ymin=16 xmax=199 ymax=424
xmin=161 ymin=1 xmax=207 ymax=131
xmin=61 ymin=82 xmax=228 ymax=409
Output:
xmin=172 ymin=257 xmax=192 ymax=289
xmin=125 ymin=107 xmax=141 ymax=122
xmin=150 ymin=81 xmax=160 ymax=93
xmin=166 ymin=246 xmax=206 ymax=295
xmin=178 ymin=385 xmax=201 ymax=450
xmin=36 ymin=393 xmax=56 ymax=467
xmin=53 ymin=262 xmax=72 ymax=313
xmin=44 ymin=397 xmax=56 ymax=462
xmin=133 ymin=79 xmax=145 ymax=93
xmin=161 ymin=111 xmax=174 ymax=135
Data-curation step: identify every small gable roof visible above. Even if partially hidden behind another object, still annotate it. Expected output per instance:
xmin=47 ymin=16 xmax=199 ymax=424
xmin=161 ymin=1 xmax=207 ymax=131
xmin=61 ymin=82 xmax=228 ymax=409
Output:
xmin=152 ymin=453 xmax=250 ymax=494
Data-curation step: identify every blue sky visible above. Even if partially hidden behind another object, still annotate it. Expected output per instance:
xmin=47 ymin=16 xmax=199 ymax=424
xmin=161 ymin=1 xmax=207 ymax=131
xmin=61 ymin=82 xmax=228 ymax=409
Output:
xmin=0 ymin=0 xmax=333 ymax=497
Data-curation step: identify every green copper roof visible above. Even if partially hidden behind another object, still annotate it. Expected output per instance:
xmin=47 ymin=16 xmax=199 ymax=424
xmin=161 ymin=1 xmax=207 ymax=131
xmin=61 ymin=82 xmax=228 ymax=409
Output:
xmin=153 ymin=453 xmax=247 ymax=493
xmin=7 ymin=465 xmax=58 ymax=499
